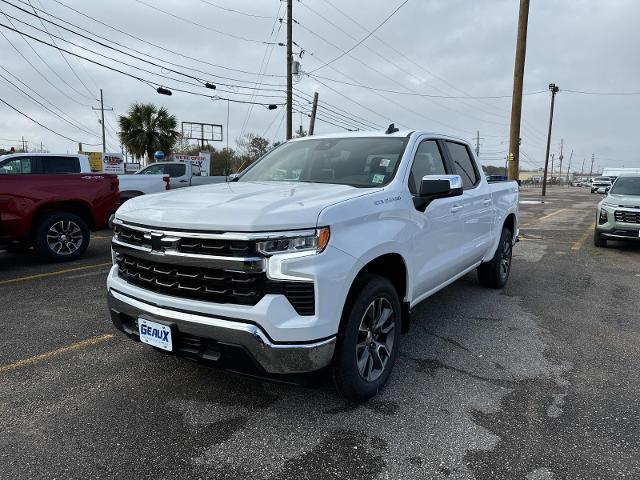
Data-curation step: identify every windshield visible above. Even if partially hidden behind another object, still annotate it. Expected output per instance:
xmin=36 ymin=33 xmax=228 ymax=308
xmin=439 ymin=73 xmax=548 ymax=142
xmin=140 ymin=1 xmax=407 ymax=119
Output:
xmin=594 ymin=177 xmax=610 ymax=183
xmin=239 ymin=137 xmax=409 ymax=187
xmin=610 ymin=176 xmax=640 ymax=195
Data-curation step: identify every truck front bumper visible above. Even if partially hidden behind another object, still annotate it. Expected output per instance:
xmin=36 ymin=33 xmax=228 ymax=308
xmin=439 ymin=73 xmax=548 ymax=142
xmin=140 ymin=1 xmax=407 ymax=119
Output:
xmin=107 ymin=288 xmax=336 ymax=376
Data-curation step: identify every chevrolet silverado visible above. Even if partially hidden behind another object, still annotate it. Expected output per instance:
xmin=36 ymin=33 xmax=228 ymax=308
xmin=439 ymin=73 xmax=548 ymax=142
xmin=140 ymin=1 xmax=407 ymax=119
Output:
xmin=107 ymin=129 xmax=519 ymax=401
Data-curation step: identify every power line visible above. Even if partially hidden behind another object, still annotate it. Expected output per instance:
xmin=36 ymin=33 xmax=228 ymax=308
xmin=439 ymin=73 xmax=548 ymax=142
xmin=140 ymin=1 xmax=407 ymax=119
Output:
xmin=0 ymin=70 xmax=100 ymax=136
xmin=0 ymin=21 xmax=286 ymax=106
xmin=563 ymin=88 xmax=640 ymax=96
xmin=0 ymin=4 xmax=286 ymax=94
xmin=0 ymin=96 xmax=100 ymax=144
xmin=309 ymin=0 xmax=410 ymax=73
xmin=308 ymin=73 xmax=547 ymax=99
xmin=0 ymin=10 xmax=92 ymax=107
xmin=25 ymin=0 xmax=96 ymax=100
xmin=239 ymin=3 xmax=283 ymax=139
xmin=319 ymin=0 xmax=547 ymax=141
xmin=133 ymin=0 xmax=276 ymax=45
xmin=0 ymin=63 xmax=96 ymax=134
xmin=195 ymin=0 xmax=272 ymax=20
xmin=46 ymin=0 xmax=286 ymax=78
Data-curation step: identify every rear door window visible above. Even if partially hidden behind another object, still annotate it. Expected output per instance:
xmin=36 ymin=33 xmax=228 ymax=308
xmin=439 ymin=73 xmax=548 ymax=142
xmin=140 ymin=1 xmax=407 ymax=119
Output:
xmin=167 ymin=163 xmax=186 ymax=178
xmin=446 ymin=141 xmax=479 ymax=189
xmin=40 ymin=156 xmax=81 ymax=174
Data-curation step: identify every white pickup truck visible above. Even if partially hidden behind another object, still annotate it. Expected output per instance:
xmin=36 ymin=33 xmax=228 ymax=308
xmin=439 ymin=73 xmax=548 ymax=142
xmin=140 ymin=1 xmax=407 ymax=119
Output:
xmin=0 ymin=153 xmax=169 ymax=201
xmin=135 ymin=161 xmax=226 ymax=189
xmin=106 ymin=129 xmax=519 ymax=401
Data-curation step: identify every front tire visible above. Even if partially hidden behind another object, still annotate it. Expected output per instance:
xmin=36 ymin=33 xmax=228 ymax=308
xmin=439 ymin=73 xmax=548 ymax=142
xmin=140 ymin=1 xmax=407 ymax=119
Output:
xmin=33 ymin=212 xmax=90 ymax=262
xmin=332 ymin=274 xmax=401 ymax=403
xmin=478 ymin=227 xmax=513 ymax=289
xmin=593 ymin=230 xmax=607 ymax=247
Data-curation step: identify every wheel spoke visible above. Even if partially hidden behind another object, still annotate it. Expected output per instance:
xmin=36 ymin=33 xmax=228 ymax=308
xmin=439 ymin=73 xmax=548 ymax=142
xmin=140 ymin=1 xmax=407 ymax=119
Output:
xmin=374 ymin=307 xmax=392 ymax=332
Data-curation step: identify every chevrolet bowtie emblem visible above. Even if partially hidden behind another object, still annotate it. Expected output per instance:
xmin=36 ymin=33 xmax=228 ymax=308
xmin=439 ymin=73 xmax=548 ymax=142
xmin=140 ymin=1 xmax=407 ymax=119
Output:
xmin=150 ymin=233 xmax=163 ymax=252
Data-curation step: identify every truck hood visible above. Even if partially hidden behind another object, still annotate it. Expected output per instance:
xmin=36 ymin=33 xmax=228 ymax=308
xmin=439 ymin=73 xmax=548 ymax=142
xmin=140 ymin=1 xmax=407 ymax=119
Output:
xmin=116 ymin=181 xmax=376 ymax=231
xmin=604 ymin=193 xmax=640 ymax=208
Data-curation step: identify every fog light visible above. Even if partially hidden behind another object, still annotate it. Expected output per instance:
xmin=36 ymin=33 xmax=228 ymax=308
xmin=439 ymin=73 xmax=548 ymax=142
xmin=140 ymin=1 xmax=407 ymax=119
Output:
xmin=599 ymin=209 xmax=608 ymax=224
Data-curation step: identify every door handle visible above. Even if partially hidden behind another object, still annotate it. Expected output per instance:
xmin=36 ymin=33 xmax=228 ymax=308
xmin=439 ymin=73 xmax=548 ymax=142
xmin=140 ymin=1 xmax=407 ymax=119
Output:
xmin=179 ymin=179 xmax=188 ymax=183
xmin=482 ymin=198 xmax=492 ymax=205
xmin=451 ymin=205 xmax=464 ymax=213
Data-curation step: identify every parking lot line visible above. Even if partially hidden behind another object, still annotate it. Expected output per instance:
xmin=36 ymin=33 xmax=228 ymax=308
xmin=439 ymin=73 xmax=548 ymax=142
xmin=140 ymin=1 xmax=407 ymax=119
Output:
xmin=572 ymin=222 xmax=596 ymax=251
xmin=0 ymin=334 xmax=114 ymax=374
xmin=520 ymin=208 xmax=568 ymax=227
xmin=0 ymin=262 xmax=112 ymax=286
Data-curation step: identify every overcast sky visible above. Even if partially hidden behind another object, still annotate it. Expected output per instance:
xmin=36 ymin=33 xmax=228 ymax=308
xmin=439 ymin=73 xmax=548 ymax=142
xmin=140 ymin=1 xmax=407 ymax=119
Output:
xmin=0 ymin=0 xmax=638 ymax=172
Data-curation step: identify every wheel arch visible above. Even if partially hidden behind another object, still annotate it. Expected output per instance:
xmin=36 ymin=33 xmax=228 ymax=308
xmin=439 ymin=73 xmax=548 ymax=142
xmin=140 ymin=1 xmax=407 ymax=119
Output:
xmin=30 ymin=200 xmax=95 ymax=239
xmin=343 ymin=253 xmax=411 ymax=334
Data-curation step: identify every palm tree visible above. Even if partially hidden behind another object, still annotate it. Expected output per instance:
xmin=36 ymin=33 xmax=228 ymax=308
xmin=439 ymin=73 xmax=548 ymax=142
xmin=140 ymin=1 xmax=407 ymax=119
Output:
xmin=118 ymin=103 xmax=179 ymax=162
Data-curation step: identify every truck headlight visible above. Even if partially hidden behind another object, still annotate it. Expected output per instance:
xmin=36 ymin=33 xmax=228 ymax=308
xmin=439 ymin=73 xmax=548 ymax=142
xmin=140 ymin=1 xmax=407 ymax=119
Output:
xmin=598 ymin=209 xmax=608 ymax=224
xmin=256 ymin=227 xmax=330 ymax=256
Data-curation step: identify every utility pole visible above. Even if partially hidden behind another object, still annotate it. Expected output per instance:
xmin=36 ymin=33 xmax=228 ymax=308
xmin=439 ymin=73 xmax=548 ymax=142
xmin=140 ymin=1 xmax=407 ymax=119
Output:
xmin=78 ymin=142 xmax=83 ymax=153
xmin=92 ymin=89 xmax=113 ymax=153
xmin=541 ymin=83 xmax=559 ymax=196
xmin=566 ymin=150 xmax=573 ymax=186
xmin=475 ymin=130 xmax=480 ymax=157
xmin=21 ymin=136 xmax=27 ymax=152
xmin=285 ymin=0 xmax=293 ymax=140
xmin=40 ymin=141 xmax=43 ymax=153
xmin=589 ymin=154 xmax=595 ymax=179
xmin=550 ymin=154 xmax=555 ymax=184
xmin=308 ymin=92 xmax=319 ymax=136
xmin=581 ymin=157 xmax=585 ymax=176
xmin=507 ymin=0 xmax=530 ymax=181
xmin=558 ymin=139 xmax=564 ymax=184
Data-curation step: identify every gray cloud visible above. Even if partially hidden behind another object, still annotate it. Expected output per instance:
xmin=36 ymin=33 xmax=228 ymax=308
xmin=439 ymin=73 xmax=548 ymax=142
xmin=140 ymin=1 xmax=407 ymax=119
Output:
xmin=0 ymin=0 xmax=638 ymax=171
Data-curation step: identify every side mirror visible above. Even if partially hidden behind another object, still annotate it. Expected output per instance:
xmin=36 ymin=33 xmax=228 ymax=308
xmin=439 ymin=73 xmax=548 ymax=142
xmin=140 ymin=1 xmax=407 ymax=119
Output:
xmin=419 ymin=174 xmax=463 ymax=197
xmin=227 ymin=173 xmax=240 ymax=182
xmin=415 ymin=175 xmax=463 ymax=211
xmin=605 ymin=187 xmax=610 ymax=193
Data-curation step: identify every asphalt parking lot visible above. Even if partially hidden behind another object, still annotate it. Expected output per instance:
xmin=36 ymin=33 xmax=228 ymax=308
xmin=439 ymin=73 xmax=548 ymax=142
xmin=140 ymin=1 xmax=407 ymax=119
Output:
xmin=1 ymin=187 xmax=638 ymax=480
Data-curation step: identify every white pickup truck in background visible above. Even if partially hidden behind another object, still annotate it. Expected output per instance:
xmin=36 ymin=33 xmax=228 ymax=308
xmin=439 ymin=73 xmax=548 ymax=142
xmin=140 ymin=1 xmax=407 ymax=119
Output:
xmin=0 ymin=153 xmax=170 ymax=201
xmin=135 ymin=161 xmax=226 ymax=189
xmin=107 ymin=128 xmax=519 ymax=402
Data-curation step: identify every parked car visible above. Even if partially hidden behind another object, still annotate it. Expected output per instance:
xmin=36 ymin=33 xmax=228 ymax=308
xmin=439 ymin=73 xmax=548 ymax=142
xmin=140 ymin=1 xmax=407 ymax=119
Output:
xmin=591 ymin=176 xmax=612 ymax=193
xmin=136 ymin=161 xmax=226 ymax=189
xmin=594 ymin=174 xmax=640 ymax=247
xmin=0 ymin=153 xmax=170 ymax=202
xmin=106 ymin=129 xmax=519 ymax=402
xmin=0 ymin=163 xmax=119 ymax=261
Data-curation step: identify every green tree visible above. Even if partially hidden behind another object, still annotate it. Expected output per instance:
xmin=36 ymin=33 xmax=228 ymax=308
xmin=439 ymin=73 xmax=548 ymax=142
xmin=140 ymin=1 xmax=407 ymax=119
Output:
xmin=118 ymin=103 xmax=179 ymax=161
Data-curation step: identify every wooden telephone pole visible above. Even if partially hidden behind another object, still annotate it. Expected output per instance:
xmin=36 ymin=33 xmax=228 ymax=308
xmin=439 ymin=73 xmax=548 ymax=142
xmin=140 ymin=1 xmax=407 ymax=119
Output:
xmin=308 ymin=92 xmax=319 ymax=135
xmin=507 ymin=0 xmax=530 ymax=181
xmin=92 ymin=89 xmax=112 ymax=153
xmin=542 ymin=83 xmax=559 ymax=196
xmin=286 ymin=0 xmax=293 ymax=140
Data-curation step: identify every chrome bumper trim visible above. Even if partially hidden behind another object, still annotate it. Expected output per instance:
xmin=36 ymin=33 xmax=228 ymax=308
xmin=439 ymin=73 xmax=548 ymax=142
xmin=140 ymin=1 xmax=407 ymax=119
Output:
xmin=107 ymin=289 xmax=335 ymax=374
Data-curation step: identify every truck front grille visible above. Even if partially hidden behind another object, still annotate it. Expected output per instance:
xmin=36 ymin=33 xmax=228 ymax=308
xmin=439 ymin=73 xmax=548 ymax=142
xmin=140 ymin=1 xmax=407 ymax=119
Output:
xmin=614 ymin=210 xmax=640 ymax=224
xmin=114 ymin=225 xmax=255 ymax=257
xmin=116 ymin=254 xmax=264 ymax=306
xmin=115 ymin=253 xmax=316 ymax=314
xmin=178 ymin=238 xmax=255 ymax=257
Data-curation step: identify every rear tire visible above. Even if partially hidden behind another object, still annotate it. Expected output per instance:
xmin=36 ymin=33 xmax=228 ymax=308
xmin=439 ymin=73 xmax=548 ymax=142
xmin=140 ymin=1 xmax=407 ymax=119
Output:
xmin=593 ymin=230 xmax=607 ymax=247
xmin=33 ymin=212 xmax=90 ymax=262
xmin=478 ymin=227 xmax=513 ymax=289
xmin=332 ymin=274 xmax=401 ymax=403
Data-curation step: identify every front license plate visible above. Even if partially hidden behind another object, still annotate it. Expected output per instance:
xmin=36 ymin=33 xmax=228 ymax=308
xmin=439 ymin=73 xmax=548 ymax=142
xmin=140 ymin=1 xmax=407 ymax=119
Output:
xmin=138 ymin=318 xmax=173 ymax=351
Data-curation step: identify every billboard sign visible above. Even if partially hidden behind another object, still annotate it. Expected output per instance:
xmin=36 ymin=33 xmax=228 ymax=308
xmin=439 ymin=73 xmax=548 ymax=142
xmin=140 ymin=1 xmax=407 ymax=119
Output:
xmin=173 ymin=152 xmax=210 ymax=176
xmin=102 ymin=153 xmax=125 ymax=174
xmin=85 ymin=152 xmax=103 ymax=172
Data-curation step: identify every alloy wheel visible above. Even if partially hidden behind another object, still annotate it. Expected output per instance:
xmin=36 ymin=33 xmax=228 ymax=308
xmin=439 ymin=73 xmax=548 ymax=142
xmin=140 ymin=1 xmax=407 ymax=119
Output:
xmin=47 ymin=220 xmax=83 ymax=255
xmin=356 ymin=297 xmax=396 ymax=382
